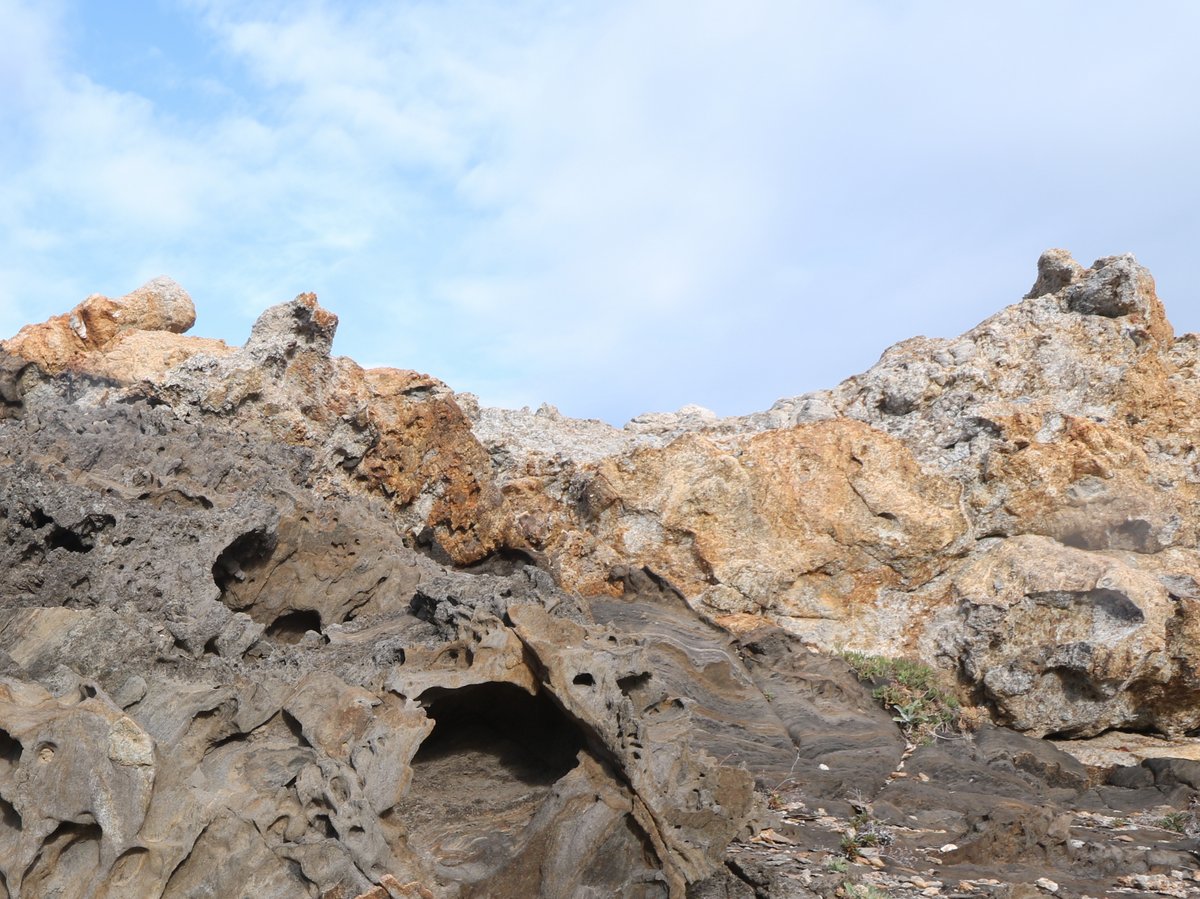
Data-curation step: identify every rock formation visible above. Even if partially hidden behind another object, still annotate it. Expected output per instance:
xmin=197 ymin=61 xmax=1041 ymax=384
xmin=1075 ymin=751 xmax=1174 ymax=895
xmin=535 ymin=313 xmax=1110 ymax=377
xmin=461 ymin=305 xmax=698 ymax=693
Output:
xmin=0 ymin=253 xmax=1197 ymax=898
xmin=470 ymin=251 xmax=1200 ymax=740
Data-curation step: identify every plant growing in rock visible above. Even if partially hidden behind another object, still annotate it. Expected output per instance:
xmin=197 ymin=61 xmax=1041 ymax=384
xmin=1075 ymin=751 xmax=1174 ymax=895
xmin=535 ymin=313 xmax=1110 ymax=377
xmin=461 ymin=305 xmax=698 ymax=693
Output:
xmin=839 ymin=651 xmax=961 ymax=742
xmin=1156 ymin=805 xmax=1199 ymax=836
xmin=839 ymin=806 xmax=894 ymax=859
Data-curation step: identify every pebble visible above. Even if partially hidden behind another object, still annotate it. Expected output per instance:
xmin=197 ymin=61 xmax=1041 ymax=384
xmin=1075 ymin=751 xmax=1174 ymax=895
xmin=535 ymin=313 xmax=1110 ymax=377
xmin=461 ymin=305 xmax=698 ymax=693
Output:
xmin=922 ymin=889 xmax=941 ymax=897
xmin=865 ymin=856 xmax=885 ymax=869
xmin=938 ymin=843 xmax=958 ymax=853
xmin=1036 ymin=878 xmax=1059 ymax=894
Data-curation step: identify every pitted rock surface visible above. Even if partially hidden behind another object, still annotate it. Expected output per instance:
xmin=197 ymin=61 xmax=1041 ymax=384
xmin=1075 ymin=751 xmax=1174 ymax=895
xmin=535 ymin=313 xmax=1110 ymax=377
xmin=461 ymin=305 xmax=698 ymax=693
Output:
xmin=1 ymin=255 xmax=1199 ymax=898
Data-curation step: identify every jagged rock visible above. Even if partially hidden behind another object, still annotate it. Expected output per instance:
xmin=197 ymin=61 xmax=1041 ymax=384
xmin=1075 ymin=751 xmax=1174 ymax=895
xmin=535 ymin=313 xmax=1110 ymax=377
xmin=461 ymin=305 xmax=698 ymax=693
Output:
xmin=0 ymin=316 xmax=757 ymax=895
xmin=471 ymin=250 xmax=1200 ymax=737
xmin=3 ymin=254 xmax=1200 ymax=897
xmin=1027 ymin=247 xmax=1086 ymax=298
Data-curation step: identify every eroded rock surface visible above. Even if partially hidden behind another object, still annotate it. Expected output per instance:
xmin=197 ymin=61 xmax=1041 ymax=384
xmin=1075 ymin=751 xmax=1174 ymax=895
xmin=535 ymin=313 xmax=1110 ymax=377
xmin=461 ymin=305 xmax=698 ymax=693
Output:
xmin=471 ymin=250 xmax=1200 ymax=738
xmin=1 ymin=253 xmax=1198 ymax=898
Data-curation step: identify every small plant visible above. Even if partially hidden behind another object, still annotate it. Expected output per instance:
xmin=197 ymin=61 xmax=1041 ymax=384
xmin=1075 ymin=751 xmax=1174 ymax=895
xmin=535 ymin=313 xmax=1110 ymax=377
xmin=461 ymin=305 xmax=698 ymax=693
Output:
xmin=840 ymin=650 xmax=960 ymax=742
xmin=825 ymin=855 xmax=849 ymax=873
xmin=839 ymin=810 xmax=894 ymax=858
xmin=1158 ymin=810 xmax=1195 ymax=834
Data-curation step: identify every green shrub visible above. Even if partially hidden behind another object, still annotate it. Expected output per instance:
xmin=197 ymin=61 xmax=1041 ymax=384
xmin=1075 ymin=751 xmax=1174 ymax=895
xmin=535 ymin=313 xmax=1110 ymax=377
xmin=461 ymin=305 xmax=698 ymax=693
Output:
xmin=839 ymin=651 xmax=960 ymax=742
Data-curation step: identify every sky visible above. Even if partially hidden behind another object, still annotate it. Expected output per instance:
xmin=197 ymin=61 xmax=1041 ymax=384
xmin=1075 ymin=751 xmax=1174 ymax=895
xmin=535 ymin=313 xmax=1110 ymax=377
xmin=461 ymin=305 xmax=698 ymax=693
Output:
xmin=1 ymin=1 xmax=1198 ymax=424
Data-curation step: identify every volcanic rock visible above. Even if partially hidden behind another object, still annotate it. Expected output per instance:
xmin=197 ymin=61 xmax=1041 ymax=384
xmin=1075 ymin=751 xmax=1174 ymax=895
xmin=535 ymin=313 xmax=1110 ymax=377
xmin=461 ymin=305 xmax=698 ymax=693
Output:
xmin=1 ymin=254 xmax=1199 ymax=898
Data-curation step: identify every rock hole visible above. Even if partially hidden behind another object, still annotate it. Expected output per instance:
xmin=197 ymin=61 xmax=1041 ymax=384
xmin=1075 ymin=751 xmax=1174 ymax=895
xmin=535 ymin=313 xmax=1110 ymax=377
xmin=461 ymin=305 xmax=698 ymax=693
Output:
xmin=207 ymin=730 xmax=250 ymax=754
xmin=1089 ymin=588 xmax=1144 ymax=623
xmin=1113 ymin=518 xmax=1156 ymax=552
xmin=47 ymin=526 xmax=89 ymax=553
xmin=878 ymin=393 xmax=915 ymax=416
xmin=399 ymin=682 xmax=586 ymax=876
xmin=45 ymin=513 xmax=114 ymax=554
xmin=0 ymin=796 xmax=21 ymax=831
xmin=573 ymin=673 xmax=596 ymax=687
xmin=411 ymin=526 xmax=453 ymax=566
xmin=22 ymin=820 xmax=103 ymax=892
xmin=203 ymin=636 xmax=221 ymax=656
xmin=617 ymin=673 xmax=651 ymax=696
xmin=1060 ymin=530 xmax=1089 ymax=550
xmin=413 ymin=682 xmax=582 ymax=779
xmin=313 ymin=814 xmax=337 ymax=838
xmin=265 ymin=609 xmax=323 ymax=644
xmin=110 ymin=847 xmax=150 ymax=885
xmin=0 ymin=728 xmax=21 ymax=768
xmin=281 ymin=710 xmax=308 ymax=746
xmin=212 ymin=528 xmax=276 ymax=593
xmin=463 ymin=546 xmax=543 ymax=576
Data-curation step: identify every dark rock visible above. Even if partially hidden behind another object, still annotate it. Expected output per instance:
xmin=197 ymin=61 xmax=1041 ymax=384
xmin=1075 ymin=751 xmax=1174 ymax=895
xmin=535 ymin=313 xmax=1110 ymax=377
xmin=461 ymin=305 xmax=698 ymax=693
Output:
xmin=1143 ymin=756 xmax=1200 ymax=790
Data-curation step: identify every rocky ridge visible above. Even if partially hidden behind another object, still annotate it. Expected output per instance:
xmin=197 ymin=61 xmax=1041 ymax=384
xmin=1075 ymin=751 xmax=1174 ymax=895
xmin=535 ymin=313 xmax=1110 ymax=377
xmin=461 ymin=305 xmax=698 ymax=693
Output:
xmin=0 ymin=251 xmax=1196 ymax=898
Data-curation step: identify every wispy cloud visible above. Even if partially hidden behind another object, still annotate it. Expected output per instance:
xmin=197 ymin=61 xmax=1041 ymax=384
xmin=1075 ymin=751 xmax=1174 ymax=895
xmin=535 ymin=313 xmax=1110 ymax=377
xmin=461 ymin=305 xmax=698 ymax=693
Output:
xmin=2 ymin=0 xmax=1199 ymax=421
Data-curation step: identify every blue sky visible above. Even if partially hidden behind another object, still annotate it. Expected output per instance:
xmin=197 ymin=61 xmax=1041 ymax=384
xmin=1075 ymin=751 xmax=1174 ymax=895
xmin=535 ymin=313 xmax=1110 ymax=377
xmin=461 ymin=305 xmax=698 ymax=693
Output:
xmin=2 ymin=1 xmax=1198 ymax=423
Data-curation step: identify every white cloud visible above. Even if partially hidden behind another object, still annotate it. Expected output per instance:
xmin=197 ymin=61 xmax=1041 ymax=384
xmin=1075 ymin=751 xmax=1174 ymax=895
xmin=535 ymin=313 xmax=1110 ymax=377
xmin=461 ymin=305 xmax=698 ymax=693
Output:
xmin=2 ymin=0 xmax=1200 ymax=421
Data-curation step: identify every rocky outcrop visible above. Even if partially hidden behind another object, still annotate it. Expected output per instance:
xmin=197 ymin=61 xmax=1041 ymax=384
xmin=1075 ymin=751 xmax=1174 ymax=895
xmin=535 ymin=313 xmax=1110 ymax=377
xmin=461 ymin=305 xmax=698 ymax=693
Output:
xmin=0 ymin=326 xmax=757 ymax=896
xmin=470 ymin=251 xmax=1200 ymax=738
xmin=1 ymin=251 xmax=1199 ymax=898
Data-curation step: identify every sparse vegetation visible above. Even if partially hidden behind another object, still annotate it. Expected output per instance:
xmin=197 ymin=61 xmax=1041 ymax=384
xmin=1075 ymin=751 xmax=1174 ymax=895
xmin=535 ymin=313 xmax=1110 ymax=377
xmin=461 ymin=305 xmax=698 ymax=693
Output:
xmin=840 ymin=651 xmax=961 ymax=742
xmin=839 ymin=808 xmax=894 ymax=859
xmin=1157 ymin=809 xmax=1197 ymax=834
xmin=825 ymin=855 xmax=849 ymax=873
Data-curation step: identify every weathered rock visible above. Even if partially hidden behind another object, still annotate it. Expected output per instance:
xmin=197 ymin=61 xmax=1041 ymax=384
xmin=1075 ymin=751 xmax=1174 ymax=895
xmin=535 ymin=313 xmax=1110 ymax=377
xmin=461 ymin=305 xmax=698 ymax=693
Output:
xmin=3 ymin=254 xmax=1200 ymax=897
xmin=933 ymin=535 xmax=1181 ymax=737
xmin=471 ymin=250 xmax=1200 ymax=737
xmin=2 ymin=277 xmax=197 ymax=373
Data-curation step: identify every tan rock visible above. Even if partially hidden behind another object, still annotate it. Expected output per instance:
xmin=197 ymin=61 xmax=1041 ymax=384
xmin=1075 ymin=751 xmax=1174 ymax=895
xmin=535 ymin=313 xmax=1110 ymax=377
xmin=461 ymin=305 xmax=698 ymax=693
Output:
xmin=936 ymin=534 xmax=1180 ymax=736
xmin=475 ymin=250 xmax=1200 ymax=732
xmin=3 ymin=276 xmax=197 ymax=373
xmin=520 ymin=418 xmax=966 ymax=651
xmin=358 ymin=366 xmax=510 ymax=564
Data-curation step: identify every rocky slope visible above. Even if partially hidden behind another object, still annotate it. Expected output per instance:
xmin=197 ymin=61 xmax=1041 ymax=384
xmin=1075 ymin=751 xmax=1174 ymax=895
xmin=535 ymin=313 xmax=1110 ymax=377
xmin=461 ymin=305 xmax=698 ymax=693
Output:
xmin=0 ymin=251 xmax=1197 ymax=898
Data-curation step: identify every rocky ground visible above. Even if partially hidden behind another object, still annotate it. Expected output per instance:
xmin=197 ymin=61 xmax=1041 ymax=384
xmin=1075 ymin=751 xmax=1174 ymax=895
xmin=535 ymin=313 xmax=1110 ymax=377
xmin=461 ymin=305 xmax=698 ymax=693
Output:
xmin=0 ymin=251 xmax=1197 ymax=897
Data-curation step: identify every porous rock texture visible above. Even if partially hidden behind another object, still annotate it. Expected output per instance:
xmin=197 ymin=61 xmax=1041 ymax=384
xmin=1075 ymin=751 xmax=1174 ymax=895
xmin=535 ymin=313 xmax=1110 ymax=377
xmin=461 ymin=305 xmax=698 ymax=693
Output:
xmin=0 ymin=254 xmax=1198 ymax=898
